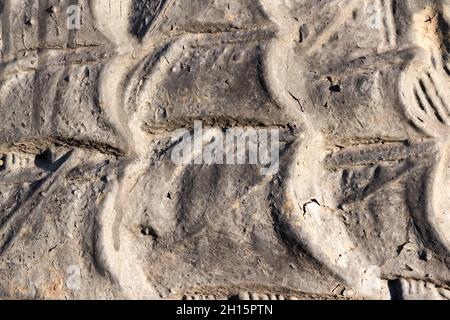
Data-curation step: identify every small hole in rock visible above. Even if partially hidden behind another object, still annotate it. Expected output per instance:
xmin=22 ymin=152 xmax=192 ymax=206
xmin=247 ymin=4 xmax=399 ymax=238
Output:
xmin=141 ymin=226 xmax=158 ymax=240
xmin=35 ymin=149 xmax=53 ymax=170
xmin=299 ymin=24 xmax=309 ymax=43
xmin=329 ymin=84 xmax=342 ymax=92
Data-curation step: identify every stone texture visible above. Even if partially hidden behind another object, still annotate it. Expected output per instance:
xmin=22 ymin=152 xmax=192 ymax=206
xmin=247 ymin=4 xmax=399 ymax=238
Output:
xmin=0 ymin=0 xmax=449 ymax=300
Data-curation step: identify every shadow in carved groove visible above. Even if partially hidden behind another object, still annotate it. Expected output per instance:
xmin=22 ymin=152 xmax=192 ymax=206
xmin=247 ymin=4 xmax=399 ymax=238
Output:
xmin=130 ymin=0 xmax=167 ymax=39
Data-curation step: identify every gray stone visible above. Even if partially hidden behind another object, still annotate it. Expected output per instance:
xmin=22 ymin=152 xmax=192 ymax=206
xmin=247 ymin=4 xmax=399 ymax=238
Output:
xmin=0 ymin=0 xmax=449 ymax=300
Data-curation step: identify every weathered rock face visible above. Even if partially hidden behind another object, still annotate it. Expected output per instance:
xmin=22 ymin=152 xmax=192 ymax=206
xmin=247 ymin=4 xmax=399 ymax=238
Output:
xmin=0 ymin=0 xmax=449 ymax=300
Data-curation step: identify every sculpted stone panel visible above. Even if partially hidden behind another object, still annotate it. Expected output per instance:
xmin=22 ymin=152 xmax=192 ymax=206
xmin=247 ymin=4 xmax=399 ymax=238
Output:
xmin=0 ymin=0 xmax=449 ymax=300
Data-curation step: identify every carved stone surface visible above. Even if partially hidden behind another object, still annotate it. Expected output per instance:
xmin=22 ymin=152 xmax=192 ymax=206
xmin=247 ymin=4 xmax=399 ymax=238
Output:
xmin=0 ymin=0 xmax=449 ymax=300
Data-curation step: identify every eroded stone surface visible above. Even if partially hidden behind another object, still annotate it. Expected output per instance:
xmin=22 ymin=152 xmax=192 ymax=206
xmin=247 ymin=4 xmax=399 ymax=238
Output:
xmin=0 ymin=0 xmax=449 ymax=300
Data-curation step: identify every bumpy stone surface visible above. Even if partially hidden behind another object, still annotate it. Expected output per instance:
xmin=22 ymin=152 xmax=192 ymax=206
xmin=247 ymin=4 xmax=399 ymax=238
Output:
xmin=0 ymin=0 xmax=450 ymax=300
